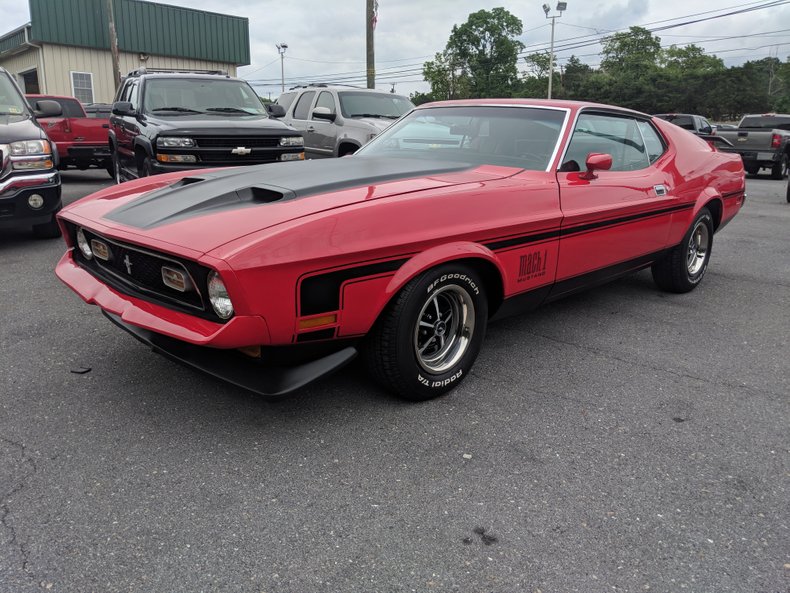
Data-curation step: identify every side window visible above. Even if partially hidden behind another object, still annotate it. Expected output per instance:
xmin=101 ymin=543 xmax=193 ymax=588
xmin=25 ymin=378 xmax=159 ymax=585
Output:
xmin=127 ymin=82 xmax=139 ymax=110
xmin=312 ymin=91 xmax=336 ymax=119
xmin=118 ymin=81 xmax=132 ymax=102
xmin=562 ymin=113 xmax=649 ymax=172
xmin=699 ymin=118 xmax=713 ymax=134
xmin=637 ymin=120 xmax=666 ymax=164
xmin=292 ymin=91 xmax=316 ymax=120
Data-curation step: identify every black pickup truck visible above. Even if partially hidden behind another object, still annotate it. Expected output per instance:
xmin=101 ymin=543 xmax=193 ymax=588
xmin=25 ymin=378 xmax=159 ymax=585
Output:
xmin=109 ymin=69 xmax=303 ymax=182
xmin=0 ymin=66 xmax=64 ymax=238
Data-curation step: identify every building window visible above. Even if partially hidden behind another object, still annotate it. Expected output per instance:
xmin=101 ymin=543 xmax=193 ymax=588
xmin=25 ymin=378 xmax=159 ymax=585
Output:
xmin=70 ymin=71 xmax=94 ymax=103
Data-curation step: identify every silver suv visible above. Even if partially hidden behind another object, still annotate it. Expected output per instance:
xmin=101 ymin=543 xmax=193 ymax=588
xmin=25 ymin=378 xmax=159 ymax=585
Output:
xmin=275 ymin=85 xmax=414 ymax=158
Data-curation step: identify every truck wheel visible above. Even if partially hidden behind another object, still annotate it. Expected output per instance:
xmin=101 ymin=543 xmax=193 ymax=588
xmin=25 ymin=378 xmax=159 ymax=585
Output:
xmin=112 ymin=151 xmax=123 ymax=184
xmin=364 ymin=263 xmax=487 ymax=401
xmin=141 ymin=157 xmax=154 ymax=177
xmin=771 ymin=154 xmax=789 ymax=180
xmin=786 ymin=179 xmax=790 ymax=203
xmin=651 ymin=207 xmax=713 ymax=293
xmin=32 ymin=212 xmax=62 ymax=239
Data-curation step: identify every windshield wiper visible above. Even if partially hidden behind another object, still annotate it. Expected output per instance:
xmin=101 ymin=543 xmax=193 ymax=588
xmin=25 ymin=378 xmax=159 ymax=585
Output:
xmin=205 ymin=107 xmax=257 ymax=114
xmin=150 ymin=107 xmax=203 ymax=113
xmin=349 ymin=113 xmax=387 ymax=118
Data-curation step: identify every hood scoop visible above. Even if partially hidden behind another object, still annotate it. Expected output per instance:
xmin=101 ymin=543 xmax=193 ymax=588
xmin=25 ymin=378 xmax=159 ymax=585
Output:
xmin=104 ymin=177 xmax=291 ymax=229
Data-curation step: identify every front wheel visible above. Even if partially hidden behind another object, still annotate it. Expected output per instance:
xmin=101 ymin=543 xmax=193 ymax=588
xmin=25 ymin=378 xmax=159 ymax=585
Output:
xmin=771 ymin=154 xmax=789 ymax=180
xmin=365 ymin=264 xmax=487 ymax=401
xmin=651 ymin=207 xmax=714 ymax=293
xmin=111 ymin=150 xmax=123 ymax=184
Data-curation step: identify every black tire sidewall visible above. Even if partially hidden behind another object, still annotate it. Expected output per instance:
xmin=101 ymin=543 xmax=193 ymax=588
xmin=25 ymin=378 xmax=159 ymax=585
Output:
xmin=393 ymin=265 xmax=487 ymax=399
xmin=684 ymin=210 xmax=714 ymax=286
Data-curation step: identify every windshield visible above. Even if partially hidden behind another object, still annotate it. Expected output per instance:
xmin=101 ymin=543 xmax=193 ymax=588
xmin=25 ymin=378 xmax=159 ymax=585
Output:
xmin=357 ymin=106 xmax=566 ymax=171
xmin=144 ymin=78 xmax=267 ymax=116
xmin=739 ymin=115 xmax=790 ymax=130
xmin=338 ymin=92 xmax=413 ymax=119
xmin=0 ymin=73 xmax=29 ymax=116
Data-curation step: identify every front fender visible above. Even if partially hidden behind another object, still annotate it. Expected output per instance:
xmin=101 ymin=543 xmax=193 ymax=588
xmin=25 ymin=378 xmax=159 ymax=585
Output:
xmin=385 ymin=242 xmax=505 ymax=305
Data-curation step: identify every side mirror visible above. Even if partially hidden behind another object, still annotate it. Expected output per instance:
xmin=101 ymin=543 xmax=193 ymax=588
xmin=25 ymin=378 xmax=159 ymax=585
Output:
xmin=580 ymin=153 xmax=612 ymax=180
xmin=266 ymin=104 xmax=286 ymax=118
xmin=112 ymin=101 xmax=135 ymax=116
xmin=33 ymin=99 xmax=62 ymax=118
xmin=311 ymin=106 xmax=336 ymax=122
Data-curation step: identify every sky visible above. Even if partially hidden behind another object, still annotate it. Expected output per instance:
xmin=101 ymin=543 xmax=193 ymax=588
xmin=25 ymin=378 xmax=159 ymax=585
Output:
xmin=1 ymin=0 xmax=789 ymax=98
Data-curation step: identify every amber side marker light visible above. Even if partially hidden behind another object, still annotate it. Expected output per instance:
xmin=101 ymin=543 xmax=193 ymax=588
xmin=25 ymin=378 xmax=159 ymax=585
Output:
xmin=237 ymin=345 xmax=262 ymax=358
xmin=298 ymin=314 xmax=337 ymax=330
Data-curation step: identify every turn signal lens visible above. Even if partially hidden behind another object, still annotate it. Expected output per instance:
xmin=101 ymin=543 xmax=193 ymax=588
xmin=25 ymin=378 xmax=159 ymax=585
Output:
xmin=298 ymin=314 xmax=337 ymax=330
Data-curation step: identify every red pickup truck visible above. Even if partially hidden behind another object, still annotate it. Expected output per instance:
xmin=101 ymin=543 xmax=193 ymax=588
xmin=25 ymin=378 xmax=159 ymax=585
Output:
xmin=26 ymin=94 xmax=112 ymax=177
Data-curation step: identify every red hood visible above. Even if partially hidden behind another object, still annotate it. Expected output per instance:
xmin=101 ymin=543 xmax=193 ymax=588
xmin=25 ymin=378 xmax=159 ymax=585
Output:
xmin=60 ymin=157 xmax=519 ymax=255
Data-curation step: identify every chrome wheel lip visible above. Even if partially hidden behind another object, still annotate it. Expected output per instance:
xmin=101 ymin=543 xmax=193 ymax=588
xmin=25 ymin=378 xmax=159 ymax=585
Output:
xmin=413 ymin=284 xmax=475 ymax=374
xmin=686 ymin=220 xmax=710 ymax=276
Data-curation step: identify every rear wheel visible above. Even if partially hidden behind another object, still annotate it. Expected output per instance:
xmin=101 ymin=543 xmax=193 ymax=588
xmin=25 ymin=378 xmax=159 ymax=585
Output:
xmin=651 ymin=207 xmax=713 ymax=293
xmin=365 ymin=264 xmax=487 ymax=401
xmin=771 ymin=154 xmax=789 ymax=180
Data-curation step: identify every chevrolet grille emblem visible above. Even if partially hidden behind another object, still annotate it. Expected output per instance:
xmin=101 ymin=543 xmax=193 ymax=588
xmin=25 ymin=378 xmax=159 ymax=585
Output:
xmin=231 ymin=146 xmax=252 ymax=155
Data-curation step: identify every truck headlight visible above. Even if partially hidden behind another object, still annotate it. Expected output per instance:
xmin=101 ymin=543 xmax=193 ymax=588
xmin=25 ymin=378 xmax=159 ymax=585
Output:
xmin=156 ymin=137 xmax=195 ymax=148
xmin=9 ymin=139 xmax=51 ymax=155
xmin=207 ymin=271 xmax=234 ymax=320
xmin=279 ymin=136 xmax=304 ymax=147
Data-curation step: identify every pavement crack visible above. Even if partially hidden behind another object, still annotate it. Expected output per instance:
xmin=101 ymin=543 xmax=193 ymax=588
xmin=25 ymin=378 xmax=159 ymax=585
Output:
xmin=1 ymin=435 xmax=38 ymax=578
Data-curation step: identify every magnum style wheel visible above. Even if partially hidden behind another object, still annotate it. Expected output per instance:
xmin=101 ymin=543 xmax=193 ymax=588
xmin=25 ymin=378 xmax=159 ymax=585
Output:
xmin=365 ymin=263 xmax=487 ymax=401
xmin=651 ymin=207 xmax=714 ymax=293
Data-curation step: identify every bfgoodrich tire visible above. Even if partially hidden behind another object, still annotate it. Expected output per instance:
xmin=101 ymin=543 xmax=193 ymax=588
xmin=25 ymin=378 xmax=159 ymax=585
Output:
xmin=651 ymin=207 xmax=714 ymax=293
xmin=365 ymin=263 xmax=487 ymax=401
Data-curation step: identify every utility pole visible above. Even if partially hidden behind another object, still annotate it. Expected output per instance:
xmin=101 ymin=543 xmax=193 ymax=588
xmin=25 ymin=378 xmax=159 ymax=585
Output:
xmin=276 ymin=43 xmax=288 ymax=93
xmin=542 ymin=2 xmax=567 ymax=99
xmin=106 ymin=0 xmax=121 ymax=92
xmin=366 ymin=0 xmax=377 ymax=88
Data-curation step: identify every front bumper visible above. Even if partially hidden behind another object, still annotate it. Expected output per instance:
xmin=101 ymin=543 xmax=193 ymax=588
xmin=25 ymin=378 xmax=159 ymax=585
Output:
xmin=56 ymin=251 xmax=357 ymax=396
xmin=0 ymin=171 xmax=61 ymax=228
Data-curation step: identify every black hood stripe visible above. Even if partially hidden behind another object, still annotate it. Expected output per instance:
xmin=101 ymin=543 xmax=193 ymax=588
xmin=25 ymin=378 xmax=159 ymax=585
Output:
xmin=104 ymin=157 xmax=475 ymax=229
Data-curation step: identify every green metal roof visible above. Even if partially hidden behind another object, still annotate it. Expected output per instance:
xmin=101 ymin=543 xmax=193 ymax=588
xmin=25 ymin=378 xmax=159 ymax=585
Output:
xmin=0 ymin=25 xmax=28 ymax=55
xmin=26 ymin=0 xmax=249 ymax=65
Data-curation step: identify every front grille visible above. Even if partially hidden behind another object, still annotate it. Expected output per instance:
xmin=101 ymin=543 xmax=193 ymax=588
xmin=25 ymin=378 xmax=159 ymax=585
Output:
xmin=196 ymin=137 xmax=280 ymax=148
xmin=68 ymin=225 xmax=224 ymax=321
xmin=0 ymin=204 xmax=14 ymax=217
xmin=198 ymin=150 xmax=280 ymax=165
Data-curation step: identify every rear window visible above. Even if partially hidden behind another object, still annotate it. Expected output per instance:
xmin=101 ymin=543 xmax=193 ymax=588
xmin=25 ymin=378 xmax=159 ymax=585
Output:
xmin=655 ymin=114 xmax=695 ymax=130
xmin=56 ymin=98 xmax=85 ymax=118
xmin=739 ymin=115 xmax=790 ymax=130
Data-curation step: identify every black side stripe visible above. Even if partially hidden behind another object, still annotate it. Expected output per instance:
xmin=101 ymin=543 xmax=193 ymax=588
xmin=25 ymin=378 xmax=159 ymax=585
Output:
xmin=483 ymin=203 xmax=693 ymax=251
xmin=300 ymin=258 xmax=408 ymax=316
xmin=721 ymin=190 xmax=744 ymax=199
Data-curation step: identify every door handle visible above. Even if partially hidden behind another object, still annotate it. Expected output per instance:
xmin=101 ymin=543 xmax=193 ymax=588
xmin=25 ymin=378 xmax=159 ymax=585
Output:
xmin=306 ymin=126 xmax=315 ymax=132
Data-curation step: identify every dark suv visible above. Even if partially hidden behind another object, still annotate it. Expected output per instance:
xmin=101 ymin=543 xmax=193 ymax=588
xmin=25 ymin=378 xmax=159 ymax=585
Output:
xmin=0 ymin=66 xmax=63 ymax=238
xmin=109 ymin=69 xmax=304 ymax=182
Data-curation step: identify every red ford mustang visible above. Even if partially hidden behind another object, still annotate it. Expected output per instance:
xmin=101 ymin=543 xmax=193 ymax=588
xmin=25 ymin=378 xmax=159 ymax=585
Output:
xmin=55 ymin=99 xmax=745 ymax=400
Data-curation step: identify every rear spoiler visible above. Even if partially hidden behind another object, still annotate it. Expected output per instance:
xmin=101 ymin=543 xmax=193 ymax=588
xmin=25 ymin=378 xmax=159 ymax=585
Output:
xmin=698 ymin=134 xmax=734 ymax=150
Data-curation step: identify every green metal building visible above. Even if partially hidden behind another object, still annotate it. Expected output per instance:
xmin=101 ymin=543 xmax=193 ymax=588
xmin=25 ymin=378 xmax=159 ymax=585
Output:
xmin=0 ymin=0 xmax=249 ymax=102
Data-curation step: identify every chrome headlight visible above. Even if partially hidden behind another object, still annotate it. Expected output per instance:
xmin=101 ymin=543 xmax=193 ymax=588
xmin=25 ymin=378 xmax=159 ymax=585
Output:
xmin=9 ymin=139 xmax=51 ymax=155
xmin=279 ymin=136 xmax=304 ymax=147
xmin=207 ymin=271 xmax=234 ymax=320
xmin=76 ymin=228 xmax=92 ymax=259
xmin=156 ymin=137 xmax=195 ymax=148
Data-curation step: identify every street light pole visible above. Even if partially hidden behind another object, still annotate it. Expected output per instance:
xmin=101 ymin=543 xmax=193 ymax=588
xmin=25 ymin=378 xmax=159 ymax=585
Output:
xmin=276 ymin=43 xmax=288 ymax=93
xmin=543 ymin=2 xmax=567 ymax=99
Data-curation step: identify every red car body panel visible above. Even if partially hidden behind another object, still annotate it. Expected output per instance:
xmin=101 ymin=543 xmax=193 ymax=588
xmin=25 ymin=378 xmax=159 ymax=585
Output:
xmin=55 ymin=99 xmax=745 ymax=394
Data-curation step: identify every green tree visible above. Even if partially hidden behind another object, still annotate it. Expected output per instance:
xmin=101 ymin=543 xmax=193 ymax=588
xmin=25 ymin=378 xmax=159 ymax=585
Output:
xmin=443 ymin=7 xmax=525 ymax=98
xmin=601 ymin=26 xmax=662 ymax=74
xmin=422 ymin=50 xmax=469 ymax=100
xmin=662 ymin=44 xmax=724 ymax=74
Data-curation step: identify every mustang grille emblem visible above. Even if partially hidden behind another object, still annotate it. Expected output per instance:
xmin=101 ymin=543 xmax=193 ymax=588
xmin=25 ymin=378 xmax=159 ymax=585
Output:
xmin=123 ymin=254 xmax=133 ymax=275
xmin=231 ymin=146 xmax=252 ymax=155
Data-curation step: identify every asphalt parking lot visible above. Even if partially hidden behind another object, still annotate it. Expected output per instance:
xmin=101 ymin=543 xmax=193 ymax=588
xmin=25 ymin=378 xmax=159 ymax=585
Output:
xmin=1 ymin=169 xmax=788 ymax=593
